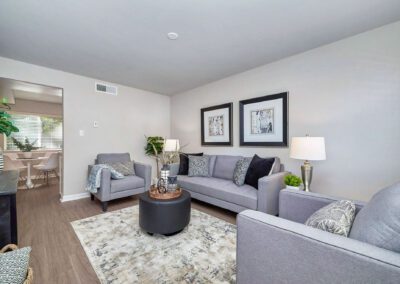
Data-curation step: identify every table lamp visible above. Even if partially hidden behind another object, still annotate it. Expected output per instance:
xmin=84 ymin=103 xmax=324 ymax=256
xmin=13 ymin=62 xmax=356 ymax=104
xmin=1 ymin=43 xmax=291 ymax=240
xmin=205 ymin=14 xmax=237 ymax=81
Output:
xmin=163 ymin=139 xmax=180 ymax=152
xmin=290 ymin=136 xmax=326 ymax=192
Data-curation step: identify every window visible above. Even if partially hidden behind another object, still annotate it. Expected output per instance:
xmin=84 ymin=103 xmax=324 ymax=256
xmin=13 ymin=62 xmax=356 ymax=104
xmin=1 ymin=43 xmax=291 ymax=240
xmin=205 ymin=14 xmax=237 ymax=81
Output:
xmin=6 ymin=113 xmax=62 ymax=150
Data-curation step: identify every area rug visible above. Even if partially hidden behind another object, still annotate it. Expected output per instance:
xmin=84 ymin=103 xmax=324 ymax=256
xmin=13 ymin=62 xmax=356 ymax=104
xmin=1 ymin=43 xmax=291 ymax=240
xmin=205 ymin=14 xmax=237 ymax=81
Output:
xmin=71 ymin=206 xmax=236 ymax=283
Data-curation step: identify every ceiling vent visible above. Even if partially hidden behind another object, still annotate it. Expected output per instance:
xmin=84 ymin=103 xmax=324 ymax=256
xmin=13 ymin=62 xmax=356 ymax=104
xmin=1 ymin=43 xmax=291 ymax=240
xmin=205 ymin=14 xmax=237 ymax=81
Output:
xmin=95 ymin=82 xmax=118 ymax=96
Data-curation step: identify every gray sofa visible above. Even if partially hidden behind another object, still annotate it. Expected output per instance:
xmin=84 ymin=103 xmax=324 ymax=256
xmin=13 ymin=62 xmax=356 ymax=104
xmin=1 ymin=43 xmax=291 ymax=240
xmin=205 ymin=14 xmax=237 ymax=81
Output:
xmin=89 ymin=153 xmax=151 ymax=211
xmin=170 ymin=155 xmax=289 ymax=215
xmin=237 ymin=187 xmax=400 ymax=283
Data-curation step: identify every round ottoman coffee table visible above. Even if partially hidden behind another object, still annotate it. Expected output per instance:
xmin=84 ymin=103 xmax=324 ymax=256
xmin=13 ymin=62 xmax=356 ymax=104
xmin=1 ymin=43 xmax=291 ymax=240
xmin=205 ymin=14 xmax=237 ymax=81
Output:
xmin=139 ymin=190 xmax=191 ymax=236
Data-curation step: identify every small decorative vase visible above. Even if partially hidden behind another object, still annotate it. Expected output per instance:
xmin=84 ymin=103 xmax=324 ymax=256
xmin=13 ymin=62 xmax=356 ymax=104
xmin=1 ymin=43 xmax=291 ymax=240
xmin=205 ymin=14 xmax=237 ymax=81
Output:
xmin=286 ymin=185 xmax=300 ymax=191
xmin=160 ymin=164 xmax=170 ymax=186
xmin=23 ymin=152 xmax=32 ymax=159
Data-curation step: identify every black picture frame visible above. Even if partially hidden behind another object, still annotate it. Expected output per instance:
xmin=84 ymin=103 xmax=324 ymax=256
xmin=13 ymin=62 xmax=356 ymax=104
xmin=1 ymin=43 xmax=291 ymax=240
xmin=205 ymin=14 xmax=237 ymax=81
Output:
xmin=201 ymin=103 xmax=233 ymax=146
xmin=239 ymin=92 xmax=288 ymax=147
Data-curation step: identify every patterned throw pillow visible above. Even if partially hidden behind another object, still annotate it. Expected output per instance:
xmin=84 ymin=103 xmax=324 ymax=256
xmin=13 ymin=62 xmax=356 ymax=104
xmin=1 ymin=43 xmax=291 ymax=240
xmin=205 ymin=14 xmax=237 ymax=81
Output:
xmin=188 ymin=155 xmax=210 ymax=177
xmin=0 ymin=246 xmax=31 ymax=284
xmin=233 ymin=157 xmax=252 ymax=186
xmin=107 ymin=161 xmax=135 ymax=176
xmin=305 ymin=200 xmax=356 ymax=237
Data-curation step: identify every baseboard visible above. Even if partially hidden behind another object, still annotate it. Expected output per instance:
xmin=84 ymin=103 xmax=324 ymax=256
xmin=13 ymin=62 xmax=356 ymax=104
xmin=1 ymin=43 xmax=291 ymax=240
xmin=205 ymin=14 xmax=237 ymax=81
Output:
xmin=60 ymin=192 xmax=90 ymax=202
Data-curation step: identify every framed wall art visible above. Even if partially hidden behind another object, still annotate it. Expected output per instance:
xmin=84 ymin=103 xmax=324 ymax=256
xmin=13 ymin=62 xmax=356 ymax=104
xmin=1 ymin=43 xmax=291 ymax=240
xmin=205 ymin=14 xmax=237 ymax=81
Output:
xmin=201 ymin=103 xmax=233 ymax=146
xmin=239 ymin=92 xmax=288 ymax=146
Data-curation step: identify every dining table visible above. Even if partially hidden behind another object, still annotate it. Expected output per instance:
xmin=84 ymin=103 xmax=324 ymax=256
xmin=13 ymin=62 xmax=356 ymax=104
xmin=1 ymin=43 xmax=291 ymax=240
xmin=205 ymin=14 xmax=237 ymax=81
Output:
xmin=17 ymin=156 xmax=48 ymax=189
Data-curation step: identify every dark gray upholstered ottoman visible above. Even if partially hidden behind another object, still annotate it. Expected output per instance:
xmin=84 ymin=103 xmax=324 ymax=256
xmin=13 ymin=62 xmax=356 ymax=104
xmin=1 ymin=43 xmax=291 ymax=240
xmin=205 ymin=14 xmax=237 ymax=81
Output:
xmin=139 ymin=190 xmax=191 ymax=236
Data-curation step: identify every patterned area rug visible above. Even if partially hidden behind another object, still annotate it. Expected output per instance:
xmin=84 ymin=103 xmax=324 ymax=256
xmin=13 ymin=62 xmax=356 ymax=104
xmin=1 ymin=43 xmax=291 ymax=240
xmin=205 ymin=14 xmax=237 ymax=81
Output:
xmin=71 ymin=206 xmax=236 ymax=283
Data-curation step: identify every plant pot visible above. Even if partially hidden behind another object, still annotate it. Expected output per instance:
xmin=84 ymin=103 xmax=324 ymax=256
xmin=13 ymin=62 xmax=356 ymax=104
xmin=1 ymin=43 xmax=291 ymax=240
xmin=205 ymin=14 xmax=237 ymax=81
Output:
xmin=286 ymin=185 xmax=300 ymax=191
xmin=23 ymin=152 xmax=32 ymax=159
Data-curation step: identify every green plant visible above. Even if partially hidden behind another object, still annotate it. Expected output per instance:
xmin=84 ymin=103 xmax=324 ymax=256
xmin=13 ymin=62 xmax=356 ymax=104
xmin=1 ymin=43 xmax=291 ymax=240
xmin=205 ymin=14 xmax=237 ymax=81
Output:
xmin=0 ymin=111 xmax=19 ymax=136
xmin=145 ymin=136 xmax=164 ymax=177
xmin=11 ymin=137 xmax=39 ymax=152
xmin=284 ymin=174 xmax=302 ymax=187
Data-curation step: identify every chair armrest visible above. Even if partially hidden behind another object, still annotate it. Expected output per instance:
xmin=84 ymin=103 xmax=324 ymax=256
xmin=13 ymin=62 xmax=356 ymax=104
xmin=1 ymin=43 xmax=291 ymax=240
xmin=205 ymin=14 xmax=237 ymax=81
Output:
xmin=237 ymin=210 xmax=400 ymax=284
xmin=134 ymin=162 xmax=151 ymax=191
xmin=257 ymin=171 xmax=289 ymax=215
xmin=279 ymin=189 xmax=366 ymax=223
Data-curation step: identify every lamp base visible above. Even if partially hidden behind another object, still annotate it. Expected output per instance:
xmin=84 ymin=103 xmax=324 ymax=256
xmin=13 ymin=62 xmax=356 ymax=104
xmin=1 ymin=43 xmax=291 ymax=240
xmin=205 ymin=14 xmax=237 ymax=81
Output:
xmin=301 ymin=161 xmax=313 ymax=192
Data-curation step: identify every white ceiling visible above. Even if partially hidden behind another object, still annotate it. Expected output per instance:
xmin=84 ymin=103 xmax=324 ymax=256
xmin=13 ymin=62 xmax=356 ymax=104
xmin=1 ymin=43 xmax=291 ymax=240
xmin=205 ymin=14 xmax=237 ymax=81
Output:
xmin=0 ymin=78 xmax=62 ymax=104
xmin=0 ymin=1 xmax=400 ymax=95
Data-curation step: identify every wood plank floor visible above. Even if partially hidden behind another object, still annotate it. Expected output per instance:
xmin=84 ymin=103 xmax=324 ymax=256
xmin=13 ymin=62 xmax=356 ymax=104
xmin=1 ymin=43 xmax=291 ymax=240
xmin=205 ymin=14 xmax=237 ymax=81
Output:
xmin=16 ymin=180 xmax=237 ymax=284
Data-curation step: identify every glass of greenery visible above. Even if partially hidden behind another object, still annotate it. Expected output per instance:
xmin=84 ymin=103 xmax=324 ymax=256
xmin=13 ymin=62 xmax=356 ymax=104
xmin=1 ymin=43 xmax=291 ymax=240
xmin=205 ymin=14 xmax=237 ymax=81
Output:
xmin=284 ymin=174 xmax=303 ymax=190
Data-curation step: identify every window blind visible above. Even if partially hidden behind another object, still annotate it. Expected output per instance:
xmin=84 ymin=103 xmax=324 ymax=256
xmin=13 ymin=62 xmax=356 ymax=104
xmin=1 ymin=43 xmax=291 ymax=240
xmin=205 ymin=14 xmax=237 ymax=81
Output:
xmin=6 ymin=114 xmax=62 ymax=150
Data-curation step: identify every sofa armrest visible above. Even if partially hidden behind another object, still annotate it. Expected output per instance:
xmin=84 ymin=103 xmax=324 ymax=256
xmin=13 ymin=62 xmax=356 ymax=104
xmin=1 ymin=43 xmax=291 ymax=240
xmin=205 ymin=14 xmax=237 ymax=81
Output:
xmin=279 ymin=189 xmax=366 ymax=223
xmin=257 ymin=171 xmax=289 ymax=215
xmin=91 ymin=168 xmax=111 ymax=201
xmin=88 ymin=165 xmax=111 ymax=201
xmin=134 ymin=162 xmax=151 ymax=191
xmin=237 ymin=210 xmax=400 ymax=284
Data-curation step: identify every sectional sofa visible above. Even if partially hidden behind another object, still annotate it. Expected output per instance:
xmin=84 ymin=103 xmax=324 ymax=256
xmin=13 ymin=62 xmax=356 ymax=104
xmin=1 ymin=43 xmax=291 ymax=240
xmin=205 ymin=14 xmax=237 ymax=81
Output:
xmin=236 ymin=185 xmax=400 ymax=283
xmin=170 ymin=155 xmax=289 ymax=215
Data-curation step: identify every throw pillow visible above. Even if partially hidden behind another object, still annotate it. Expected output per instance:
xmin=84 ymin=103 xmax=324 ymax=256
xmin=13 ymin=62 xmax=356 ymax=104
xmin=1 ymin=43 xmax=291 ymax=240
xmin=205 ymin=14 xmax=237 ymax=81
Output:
xmin=244 ymin=155 xmax=275 ymax=189
xmin=233 ymin=157 xmax=252 ymax=186
xmin=188 ymin=155 xmax=210 ymax=177
xmin=108 ymin=167 xmax=125 ymax=180
xmin=0 ymin=246 xmax=31 ymax=284
xmin=107 ymin=161 xmax=135 ymax=176
xmin=349 ymin=182 xmax=400 ymax=252
xmin=305 ymin=200 xmax=356 ymax=237
xmin=178 ymin=153 xmax=203 ymax=175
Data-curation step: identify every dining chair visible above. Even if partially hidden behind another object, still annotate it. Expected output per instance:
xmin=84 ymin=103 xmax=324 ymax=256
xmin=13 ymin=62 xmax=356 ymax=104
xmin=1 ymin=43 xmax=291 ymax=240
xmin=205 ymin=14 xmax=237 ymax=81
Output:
xmin=33 ymin=152 xmax=59 ymax=185
xmin=3 ymin=154 xmax=28 ymax=180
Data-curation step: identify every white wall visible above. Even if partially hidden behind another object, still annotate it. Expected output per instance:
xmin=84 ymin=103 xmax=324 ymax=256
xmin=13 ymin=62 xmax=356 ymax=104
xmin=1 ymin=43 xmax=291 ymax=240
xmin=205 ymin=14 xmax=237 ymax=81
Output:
xmin=0 ymin=57 xmax=170 ymax=197
xmin=171 ymin=21 xmax=400 ymax=201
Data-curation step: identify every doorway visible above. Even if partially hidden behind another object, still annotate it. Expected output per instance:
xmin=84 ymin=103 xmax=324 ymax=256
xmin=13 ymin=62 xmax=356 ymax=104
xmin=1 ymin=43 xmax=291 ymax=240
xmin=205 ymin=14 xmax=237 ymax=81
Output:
xmin=0 ymin=77 xmax=64 ymax=197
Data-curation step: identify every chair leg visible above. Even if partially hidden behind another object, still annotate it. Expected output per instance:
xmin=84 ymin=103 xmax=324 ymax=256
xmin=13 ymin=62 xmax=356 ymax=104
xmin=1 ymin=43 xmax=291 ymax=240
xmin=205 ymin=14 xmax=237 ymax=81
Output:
xmin=101 ymin=201 xmax=108 ymax=212
xmin=90 ymin=194 xmax=94 ymax=201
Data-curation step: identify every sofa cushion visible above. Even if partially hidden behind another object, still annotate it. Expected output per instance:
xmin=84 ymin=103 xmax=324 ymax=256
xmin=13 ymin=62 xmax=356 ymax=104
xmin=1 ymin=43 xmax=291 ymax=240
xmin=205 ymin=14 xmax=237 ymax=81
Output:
xmin=205 ymin=155 xmax=217 ymax=176
xmin=111 ymin=175 xmax=144 ymax=193
xmin=188 ymin=155 xmax=210 ymax=177
xmin=349 ymin=182 xmax=400 ymax=252
xmin=97 ymin=153 xmax=131 ymax=164
xmin=178 ymin=176 xmax=257 ymax=209
xmin=233 ymin=157 xmax=252 ymax=186
xmin=178 ymin=153 xmax=203 ymax=175
xmin=0 ymin=246 xmax=31 ymax=284
xmin=245 ymin=155 xmax=275 ymax=189
xmin=213 ymin=155 xmax=242 ymax=180
xmin=106 ymin=161 xmax=135 ymax=176
xmin=305 ymin=200 xmax=356 ymax=237
xmin=271 ymin=157 xmax=281 ymax=174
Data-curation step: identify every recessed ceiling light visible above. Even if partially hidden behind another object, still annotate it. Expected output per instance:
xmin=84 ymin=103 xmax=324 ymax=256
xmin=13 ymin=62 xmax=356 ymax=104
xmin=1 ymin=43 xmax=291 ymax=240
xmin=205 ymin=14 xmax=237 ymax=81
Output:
xmin=167 ymin=32 xmax=179 ymax=40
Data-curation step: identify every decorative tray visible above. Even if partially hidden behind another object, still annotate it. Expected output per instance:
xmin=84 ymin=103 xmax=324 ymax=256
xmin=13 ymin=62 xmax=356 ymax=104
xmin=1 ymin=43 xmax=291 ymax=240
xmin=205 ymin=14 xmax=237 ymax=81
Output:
xmin=149 ymin=186 xmax=182 ymax=200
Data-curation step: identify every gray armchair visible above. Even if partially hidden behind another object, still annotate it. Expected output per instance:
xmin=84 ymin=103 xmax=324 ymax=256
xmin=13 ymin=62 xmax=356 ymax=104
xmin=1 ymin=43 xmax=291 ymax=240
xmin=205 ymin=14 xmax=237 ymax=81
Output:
xmin=88 ymin=153 xmax=151 ymax=212
xmin=237 ymin=189 xmax=400 ymax=284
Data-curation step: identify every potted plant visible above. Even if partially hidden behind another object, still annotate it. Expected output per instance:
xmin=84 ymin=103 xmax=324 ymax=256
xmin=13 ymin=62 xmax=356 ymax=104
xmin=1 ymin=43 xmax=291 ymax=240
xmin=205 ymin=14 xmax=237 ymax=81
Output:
xmin=0 ymin=111 xmax=19 ymax=170
xmin=284 ymin=174 xmax=303 ymax=191
xmin=11 ymin=137 xmax=39 ymax=158
xmin=145 ymin=136 xmax=164 ymax=178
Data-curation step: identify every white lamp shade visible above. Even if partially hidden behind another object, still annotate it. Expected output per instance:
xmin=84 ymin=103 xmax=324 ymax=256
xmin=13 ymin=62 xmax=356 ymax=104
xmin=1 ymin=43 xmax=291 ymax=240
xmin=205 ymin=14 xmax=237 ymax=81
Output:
xmin=163 ymin=139 xmax=180 ymax=152
xmin=290 ymin=137 xmax=326 ymax=161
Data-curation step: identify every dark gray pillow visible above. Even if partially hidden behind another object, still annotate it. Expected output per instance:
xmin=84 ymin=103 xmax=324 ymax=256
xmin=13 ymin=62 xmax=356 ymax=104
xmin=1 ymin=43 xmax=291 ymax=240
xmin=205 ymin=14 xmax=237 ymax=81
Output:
xmin=233 ymin=157 xmax=252 ymax=186
xmin=349 ymin=182 xmax=400 ymax=252
xmin=188 ymin=155 xmax=210 ymax=177
xmin=107 ymin=161 xmax=135 ymax=176
xmin=305 ymin=200 xmax=356 ymax=237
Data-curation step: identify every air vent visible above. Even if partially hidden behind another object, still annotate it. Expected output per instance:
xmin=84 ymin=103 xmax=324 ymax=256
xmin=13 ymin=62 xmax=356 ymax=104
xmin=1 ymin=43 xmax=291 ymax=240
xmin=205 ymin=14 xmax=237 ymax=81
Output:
xmin=95 ymin=82 xmax=118 ymax=96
